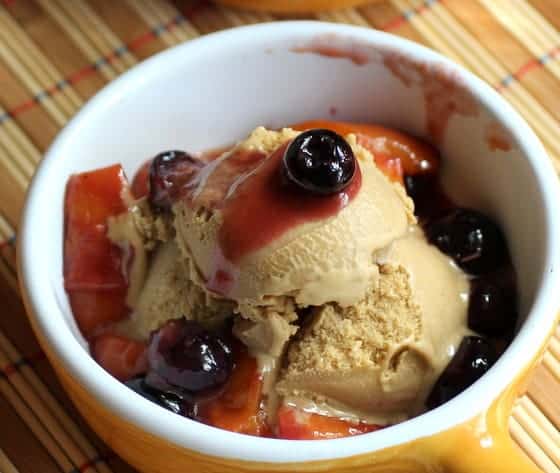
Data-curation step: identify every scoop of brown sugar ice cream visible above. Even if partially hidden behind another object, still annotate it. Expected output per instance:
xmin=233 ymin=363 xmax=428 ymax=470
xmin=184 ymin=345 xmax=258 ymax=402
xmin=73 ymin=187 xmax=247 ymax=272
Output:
xmin=276 ymin=227 xmax=469 ymax=425
xmin=171 ymin=128 xmax=415 ymax=310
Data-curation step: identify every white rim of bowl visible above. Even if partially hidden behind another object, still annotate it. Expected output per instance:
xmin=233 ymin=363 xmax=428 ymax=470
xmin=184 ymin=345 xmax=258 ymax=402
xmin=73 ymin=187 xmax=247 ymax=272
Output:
xmin=19 ymin=21 xmax=560 ymax=464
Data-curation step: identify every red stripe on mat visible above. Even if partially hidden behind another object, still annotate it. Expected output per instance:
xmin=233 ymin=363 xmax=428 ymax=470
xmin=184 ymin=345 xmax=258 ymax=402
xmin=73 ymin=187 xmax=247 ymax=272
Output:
xmin=496 ymin=46 xmax=560 ymax=91
xmin=381 ymin=0 xmax=437 ymax=31
xmin=0 ymin=351 xmax=47 ymax=378
xmin=0 ymin=240 xmax=13 ymax=250
xmin=71 ymin=452 xmax=117 ymax=473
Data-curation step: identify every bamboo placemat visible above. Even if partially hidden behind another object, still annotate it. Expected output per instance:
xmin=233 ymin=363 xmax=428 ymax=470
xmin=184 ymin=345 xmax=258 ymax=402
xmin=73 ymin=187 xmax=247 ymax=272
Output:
xmin=0 ymin=1 xmax=560 ymax=472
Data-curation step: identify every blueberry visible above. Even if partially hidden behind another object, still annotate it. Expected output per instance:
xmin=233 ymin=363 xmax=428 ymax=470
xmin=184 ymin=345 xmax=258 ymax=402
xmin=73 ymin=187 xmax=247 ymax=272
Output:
xmin=468 ymin=269 xmax=518 ymax=338
xmin=148 ymin=318 xmax=233 ymax=394
xmin=404 ymin=173 xmax=449 ymax=221
xmin=125 ymin=377 xmax=188 ymax=416
xmin=283 ymin=129 xmax=355 ymax=195
xmin=425 ymin=208 xmax=507 ymax=275
xmin=426 ymin=336 xmax=497 ymax=409
xmin=149 ymin=150 xmax=204 ymax=210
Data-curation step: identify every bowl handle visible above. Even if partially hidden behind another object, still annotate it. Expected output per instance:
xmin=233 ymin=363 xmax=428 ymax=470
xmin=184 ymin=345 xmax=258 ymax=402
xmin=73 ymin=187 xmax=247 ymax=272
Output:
xmin=433 ymin=419 xmax=542 ymax=473
xmin=422 ymin=372 xmax=544 ymax=473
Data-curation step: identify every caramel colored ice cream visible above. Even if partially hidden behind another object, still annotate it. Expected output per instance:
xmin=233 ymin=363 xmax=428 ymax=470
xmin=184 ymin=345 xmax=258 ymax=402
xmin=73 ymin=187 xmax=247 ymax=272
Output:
xmin=122 ymin=241 xmax=235 ymax=338
xmin=276 ymin=228 xmax=469 ymax=425
xmin=116 ymin=126 xmax=469 ymax=426
xmin=173 ymin=128 xmax=415 ymax=308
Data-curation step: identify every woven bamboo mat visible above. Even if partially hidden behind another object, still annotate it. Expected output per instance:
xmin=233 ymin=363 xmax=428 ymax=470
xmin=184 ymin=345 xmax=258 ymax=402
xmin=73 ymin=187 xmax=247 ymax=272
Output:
xmin=1 ymin=1 xmax=560 ymax=472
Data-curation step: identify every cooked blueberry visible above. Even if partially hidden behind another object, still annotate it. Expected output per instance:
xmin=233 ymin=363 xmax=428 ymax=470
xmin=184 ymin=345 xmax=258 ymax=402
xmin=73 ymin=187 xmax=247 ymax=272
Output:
xmin=404 ymin=173 xmax=450 ymax=221
xmin=425 ymin=208 xmax=507 ymax=275
xmin=148 ymin=318 xmax=233 ymax=393
xmin=468 ymin=269 xmax=518 ymax=337
xmin=149 ymin=150 xmax=204 ymax=210
xmin=426 ymin=336 xmax=497 ymax=409
xmin=283 ymin=129 xmax=355 ymax=195
xmin=125 ymin=377 xmax=186 ymax=415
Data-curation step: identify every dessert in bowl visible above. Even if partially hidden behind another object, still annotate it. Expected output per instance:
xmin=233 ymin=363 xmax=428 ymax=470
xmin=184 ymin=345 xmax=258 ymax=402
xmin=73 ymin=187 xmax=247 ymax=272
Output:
xmin=19 ymin=22 xmax=560 ymax=473
xmin=62 ymin=119 xmax=515 ymax=437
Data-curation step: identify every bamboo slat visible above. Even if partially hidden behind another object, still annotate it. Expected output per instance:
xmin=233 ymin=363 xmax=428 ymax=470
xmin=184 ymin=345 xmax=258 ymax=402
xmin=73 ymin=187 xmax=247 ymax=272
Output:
xmin=0 ymin=448 xmax=20 ymax=473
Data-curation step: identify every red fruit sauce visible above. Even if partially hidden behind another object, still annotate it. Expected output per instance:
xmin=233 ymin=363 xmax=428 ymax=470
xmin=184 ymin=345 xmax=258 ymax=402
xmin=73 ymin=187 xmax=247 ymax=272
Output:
xmin=184 ymin=141 xmax=362 ymax=295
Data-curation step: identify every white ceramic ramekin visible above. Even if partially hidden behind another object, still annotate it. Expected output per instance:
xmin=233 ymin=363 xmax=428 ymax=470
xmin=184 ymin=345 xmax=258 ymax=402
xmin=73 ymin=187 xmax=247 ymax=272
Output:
xmin=19 ymin=22 xmax=560 ymax=473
